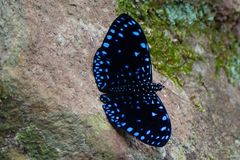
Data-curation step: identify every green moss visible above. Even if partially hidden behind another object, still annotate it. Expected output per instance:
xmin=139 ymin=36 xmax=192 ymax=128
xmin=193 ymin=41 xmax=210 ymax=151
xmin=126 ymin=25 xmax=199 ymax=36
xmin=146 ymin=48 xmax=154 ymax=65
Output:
xmin=0 ymin=152 xmax=8 ymax=160
xmin=1 ymin=65 xmax=60 ymax=159
xmin=149 ymin=30 xmax=201 ymax=85
xmin=193 ymin=19 xmax=239 ymax=84
xmin=208 ymin=29 xmax=240 ymax=84
xmin=190 ymin=96 xmax=206 ymax=112
xmin=117 ymin=0 xmax=203 ymax=85
xmin=0 ymin=84 xmax=24 ymax=146
xmin=207 ymin=154 xmax=214 ymax=160
xmin=1 ymin=149 xmax=27 ymax=160
xmin=117 ymin=0 xmax=240 ymax=85
xmin=16 ymin=125 xmax=58 ymax=160
xmin=0 ymin=83 xmax=28 ymax=159
xmin=31 ymin=111 xmax=117 ymax=159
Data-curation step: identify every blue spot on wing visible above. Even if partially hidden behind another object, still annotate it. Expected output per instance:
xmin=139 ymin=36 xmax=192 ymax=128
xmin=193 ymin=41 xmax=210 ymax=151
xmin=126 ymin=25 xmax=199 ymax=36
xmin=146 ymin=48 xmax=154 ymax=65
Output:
xmin=146 ymin=130 xmax=151 ymax=135
xmin=118 ymin=33 xmax=124 ymax=38
xmin=110 ymin=29 xmax=115 ymax=33
xmin=103 ymin=42 xmax=110 ymax=48
xmin=132 ymin=31 xmax=140 ymax=36
xmin=107 ymin=35 xmax=112 ymax=40
xmin=134 ymin=132 xmax=140 ymax=137
xmin=162 ymin=115 xmax=167 ymax=121
xmin=127 ymin=127 xmax=133 ymax=132
xmin=121 ymin=122 xmax=126 ymax=126
xmin=140 ymin=42 xmax=146 ymax=49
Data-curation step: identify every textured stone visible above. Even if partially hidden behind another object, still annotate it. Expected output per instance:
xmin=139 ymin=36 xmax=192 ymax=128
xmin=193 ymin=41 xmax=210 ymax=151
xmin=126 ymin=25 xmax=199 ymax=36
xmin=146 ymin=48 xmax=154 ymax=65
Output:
xmin=0 ymin=0 xmax=239 ymax=160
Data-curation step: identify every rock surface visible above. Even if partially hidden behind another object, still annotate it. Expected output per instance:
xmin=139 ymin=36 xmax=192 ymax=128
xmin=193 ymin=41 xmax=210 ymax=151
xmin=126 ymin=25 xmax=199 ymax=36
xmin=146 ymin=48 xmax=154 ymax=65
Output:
xmin=0 ymin=0 xmax=239 ymax=160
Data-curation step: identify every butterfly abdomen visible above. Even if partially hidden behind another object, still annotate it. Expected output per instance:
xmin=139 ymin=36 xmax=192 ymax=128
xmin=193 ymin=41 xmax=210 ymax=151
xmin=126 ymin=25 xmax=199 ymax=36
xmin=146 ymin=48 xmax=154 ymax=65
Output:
xmin=109 ymin=83 xmax=164 ymax=94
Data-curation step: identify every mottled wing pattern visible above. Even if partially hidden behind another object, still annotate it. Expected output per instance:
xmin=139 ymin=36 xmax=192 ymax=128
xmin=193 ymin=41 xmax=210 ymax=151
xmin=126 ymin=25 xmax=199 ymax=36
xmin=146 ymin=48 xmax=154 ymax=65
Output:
xmin=93 ymin=14 xmax=152 ymax=92
xmin=100 ymin=93 xmax=171 ymax=147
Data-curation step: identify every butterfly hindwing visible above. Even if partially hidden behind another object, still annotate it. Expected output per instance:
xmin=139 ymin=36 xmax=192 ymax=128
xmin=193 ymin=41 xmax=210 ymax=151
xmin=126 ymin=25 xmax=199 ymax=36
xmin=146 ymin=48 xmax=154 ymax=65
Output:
xmin=93 ymin=14 xmax=152 ymax=92
xmin=100 ymin=93 xmax=171 ymax=147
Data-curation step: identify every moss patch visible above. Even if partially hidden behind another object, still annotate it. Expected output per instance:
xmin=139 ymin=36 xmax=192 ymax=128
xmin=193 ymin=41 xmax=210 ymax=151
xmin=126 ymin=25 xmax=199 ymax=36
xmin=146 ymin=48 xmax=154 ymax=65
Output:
xmin=16 ymin=125 xmax=58 ymax=160
xmin=1 ymin=149 xmax=27 ymax=160
xmin=30 ymin=111 xmax=117 ymax=159
xmin=0 ymin=83 xmax=25 ymax=152
xmin=206 ymin=28 xmax=240 ymax=84
xmin=190 ymin=95 xmax=206 ymax=112
xmin=0 ymin=93 xmax=24 ymax=145
xmin=0 ymin=83 xmax=59 ymax=160
xmin=117 ymin=0 xmax=205 ymax=85
xmin=0 ymin=83 xmax=29 ymax=159
xmin=117 ymin=0 xmax=240 ymax=85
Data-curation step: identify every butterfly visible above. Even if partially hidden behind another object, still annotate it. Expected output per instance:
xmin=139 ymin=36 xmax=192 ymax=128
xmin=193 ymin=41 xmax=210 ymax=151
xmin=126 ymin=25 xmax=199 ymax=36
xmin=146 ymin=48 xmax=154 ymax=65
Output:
xmin=92 ymin=14 xmax=171 ymax=147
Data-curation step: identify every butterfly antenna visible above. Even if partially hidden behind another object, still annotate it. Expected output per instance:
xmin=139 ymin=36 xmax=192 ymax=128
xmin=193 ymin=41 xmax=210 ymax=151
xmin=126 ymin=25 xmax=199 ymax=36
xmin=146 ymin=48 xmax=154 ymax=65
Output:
xmin=163 ymin=85 xmax=191 ymax=104
xmin=161 ymin=78 xmax=168 ymax=86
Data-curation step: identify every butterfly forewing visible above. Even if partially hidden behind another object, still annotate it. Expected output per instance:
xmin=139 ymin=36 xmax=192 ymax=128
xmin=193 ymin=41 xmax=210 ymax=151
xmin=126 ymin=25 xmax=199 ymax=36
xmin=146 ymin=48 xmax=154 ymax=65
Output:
xmin=93 ymin=14 xmax=152 ymax=92
xmin=100 ymin=93 xmax=171 ymax=147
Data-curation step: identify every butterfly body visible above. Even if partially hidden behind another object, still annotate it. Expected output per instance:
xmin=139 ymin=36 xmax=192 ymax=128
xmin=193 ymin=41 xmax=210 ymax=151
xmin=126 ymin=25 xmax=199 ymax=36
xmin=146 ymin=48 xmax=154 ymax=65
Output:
xmin=93 ymin=14 xmax=171 ymax=147
xmin=108 ymin=82 xmax=164 ymax=94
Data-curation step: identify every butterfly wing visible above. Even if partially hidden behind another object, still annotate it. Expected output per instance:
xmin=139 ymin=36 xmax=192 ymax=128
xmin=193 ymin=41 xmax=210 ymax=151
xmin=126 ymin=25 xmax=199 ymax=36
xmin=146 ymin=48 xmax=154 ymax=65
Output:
xmin=100 ymin=93 xmax=171 ymax=147
xmin=93 ymin=14 xmax=152 ymax=92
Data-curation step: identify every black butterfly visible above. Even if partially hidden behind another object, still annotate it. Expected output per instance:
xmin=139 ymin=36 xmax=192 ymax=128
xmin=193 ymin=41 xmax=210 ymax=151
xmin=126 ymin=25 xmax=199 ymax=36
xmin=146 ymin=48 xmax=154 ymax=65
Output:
xmin=92 ymin=14 xmax=171 ymax=147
